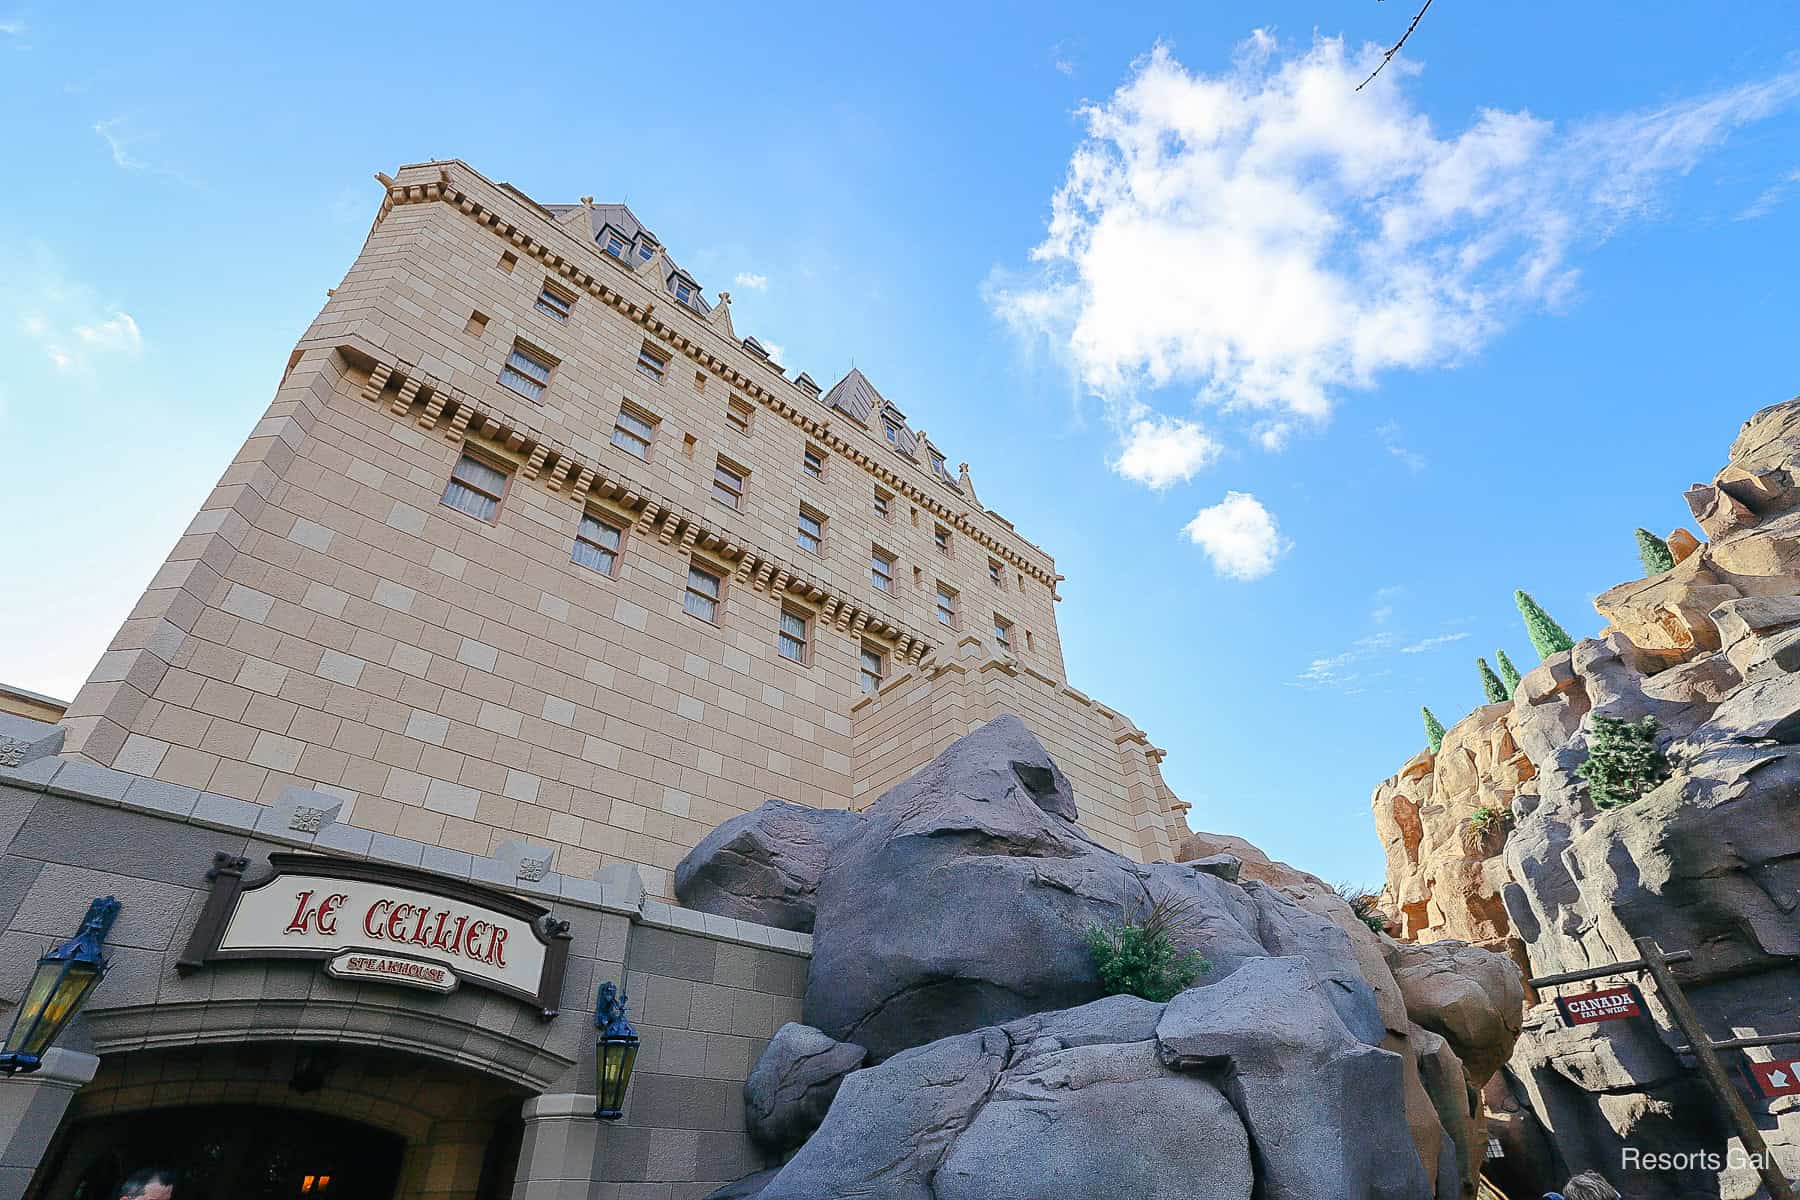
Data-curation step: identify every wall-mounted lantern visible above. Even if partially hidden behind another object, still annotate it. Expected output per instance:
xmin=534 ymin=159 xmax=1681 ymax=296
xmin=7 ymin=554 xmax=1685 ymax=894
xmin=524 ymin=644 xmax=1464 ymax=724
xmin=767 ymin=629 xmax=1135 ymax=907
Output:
xmin=0 ymin=897 xmax=121 ymax=1075
xmin=594 ymin=981 xmax=639 ymax=1120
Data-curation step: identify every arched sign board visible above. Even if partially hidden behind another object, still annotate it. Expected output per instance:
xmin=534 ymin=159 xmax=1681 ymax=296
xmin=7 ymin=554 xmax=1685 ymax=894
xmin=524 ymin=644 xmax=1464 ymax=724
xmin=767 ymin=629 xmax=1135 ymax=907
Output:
xmin=178 ymin=851 xmax=572 ymax=1017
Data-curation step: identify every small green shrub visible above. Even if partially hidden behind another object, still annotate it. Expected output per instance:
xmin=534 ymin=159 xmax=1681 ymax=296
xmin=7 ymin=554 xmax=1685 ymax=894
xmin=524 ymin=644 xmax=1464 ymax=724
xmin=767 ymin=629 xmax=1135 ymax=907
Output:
xmin=1577 ymin=715 xmax=1671 ymax=809
xmin=1495 ymin=650 xmax=1523 ymax=698
xmin=1332 ymin=882 xmax=1389 ymax=935
xmin=1477 ymin=658 xmax=1508 ymax=705
xmin=1085 ymin=896 xmax=1210 ymax=1002
xmin=1516 ymin=590 xmax=1576 ymax=660
xmin=1422 ymin=706 xmax=1446 ymax=754
xmin=1468 ymin=805 xmax=1510 ymax=837
xmin=1636 ymin=528 xmax=1676 ymax=576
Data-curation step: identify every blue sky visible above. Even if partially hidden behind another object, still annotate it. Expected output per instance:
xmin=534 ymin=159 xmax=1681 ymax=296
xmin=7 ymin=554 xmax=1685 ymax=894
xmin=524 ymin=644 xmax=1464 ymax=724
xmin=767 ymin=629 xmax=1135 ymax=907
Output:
xmin=2 ymin=4 xmax=1797 ymax=885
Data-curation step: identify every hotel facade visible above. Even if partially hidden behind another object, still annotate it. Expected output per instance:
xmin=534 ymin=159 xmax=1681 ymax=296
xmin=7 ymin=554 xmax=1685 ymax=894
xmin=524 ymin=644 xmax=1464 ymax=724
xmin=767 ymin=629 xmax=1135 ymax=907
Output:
xmin=0 ymin=160 xmax=1190 ymax=1198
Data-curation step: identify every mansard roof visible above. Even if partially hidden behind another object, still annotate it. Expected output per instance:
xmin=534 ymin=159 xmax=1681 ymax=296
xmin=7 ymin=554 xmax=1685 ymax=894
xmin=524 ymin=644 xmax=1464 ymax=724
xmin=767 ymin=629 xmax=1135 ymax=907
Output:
xmin=545 ymin=200 xmax=711 ymax=315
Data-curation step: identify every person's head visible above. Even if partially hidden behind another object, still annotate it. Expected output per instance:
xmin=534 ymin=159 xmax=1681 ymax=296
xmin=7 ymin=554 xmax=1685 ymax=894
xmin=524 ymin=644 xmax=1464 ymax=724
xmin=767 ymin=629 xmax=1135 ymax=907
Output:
xmin=119 ymin=1168 xmax=176 ymax=1200
xmin=1563 ymin=1171 xmax=1621 ymax=1200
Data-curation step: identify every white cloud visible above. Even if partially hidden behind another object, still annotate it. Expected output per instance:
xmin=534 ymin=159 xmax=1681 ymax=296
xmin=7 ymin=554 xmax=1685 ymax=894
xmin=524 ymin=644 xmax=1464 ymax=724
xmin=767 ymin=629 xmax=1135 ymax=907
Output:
xmin=733 ymin=271 xmax=768 ymax=291
xmin=1051 ymin=42 xmax=1077 ymax=76
xmin=75 ymin=312 xmax=143 ymax=354
xmin=1112 ymin=411 xmax=1220 ymax=489
xmin=990 ymin=33 xmax=1800 ymax=479
xmin=1182 ymin=491 xmax=1287 ymax=580
xmin=1400 ymin=631 xmax=1469 ymax=654
xmin=760 ymin=340 xmax=787 ymax=364
xmin=0 ymin=18 xmax=25 ymax=37
xmin=8 ymin=241 xmax=147 ymax=373
xmin=93 ymin=119 xmax=147 ymax=170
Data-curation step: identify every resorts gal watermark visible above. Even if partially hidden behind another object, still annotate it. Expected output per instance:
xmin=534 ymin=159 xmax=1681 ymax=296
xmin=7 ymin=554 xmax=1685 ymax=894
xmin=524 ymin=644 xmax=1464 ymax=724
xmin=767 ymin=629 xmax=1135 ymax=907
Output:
xmin=1622 ymin=1146 xmax=1781 ymax=1172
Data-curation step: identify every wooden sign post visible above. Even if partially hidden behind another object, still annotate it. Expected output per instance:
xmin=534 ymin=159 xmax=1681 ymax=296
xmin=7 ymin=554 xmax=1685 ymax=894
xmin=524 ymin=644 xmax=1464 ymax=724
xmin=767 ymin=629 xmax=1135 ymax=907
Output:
xmin=1528 ymin=938 xmax=1798 ymax=1200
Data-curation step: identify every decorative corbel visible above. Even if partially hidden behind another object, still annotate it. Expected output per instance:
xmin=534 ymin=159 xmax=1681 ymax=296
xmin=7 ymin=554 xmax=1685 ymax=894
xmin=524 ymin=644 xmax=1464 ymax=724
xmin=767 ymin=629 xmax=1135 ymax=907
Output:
xmin=445 ymin=404 xmax=475 ymax=443
xmin=734 ymin=555 xmax=758 ymax=585
xmin=657 ymin=510 xmax=681 ymax=545
xmin=634 ymin=503 xmax=661 ymax=537
xmin=548 ymin=458 xmax=575 ymax=492
xmin=417 ymin=389 xmax=450 ymax=430
xmin=753 ymin=562 xmax=775 ymax=592
xmin=523 ymin=444 xmax=550 ymax=480
xmin=360 ymin=362 xmax=394 ymax=404
xmin=573 ymin=467 xmax=595 ymax=499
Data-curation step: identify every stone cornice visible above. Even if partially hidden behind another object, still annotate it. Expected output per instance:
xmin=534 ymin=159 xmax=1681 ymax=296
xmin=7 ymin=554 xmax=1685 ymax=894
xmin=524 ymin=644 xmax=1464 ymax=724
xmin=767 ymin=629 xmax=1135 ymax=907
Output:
xmin=377 ymin=163 xmax=1059 ymax=592
xmin=343 ymin=340 xmax=936 ymax=665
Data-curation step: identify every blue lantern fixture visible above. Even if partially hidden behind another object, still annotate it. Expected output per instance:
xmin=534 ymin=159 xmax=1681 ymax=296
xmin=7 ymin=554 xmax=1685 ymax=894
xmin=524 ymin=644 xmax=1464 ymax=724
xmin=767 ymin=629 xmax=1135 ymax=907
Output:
xmin=0 ymin=897 xmax=120 ymax=1075
xmin=594 ymin=982 xmax=639 ymax=1119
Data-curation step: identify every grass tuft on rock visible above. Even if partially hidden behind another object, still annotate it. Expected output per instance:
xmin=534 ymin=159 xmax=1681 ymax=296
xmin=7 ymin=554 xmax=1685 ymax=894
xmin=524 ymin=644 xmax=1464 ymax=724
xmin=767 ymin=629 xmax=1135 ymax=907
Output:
xmin=1085 ymin=896 xmax=1209 ymax=1002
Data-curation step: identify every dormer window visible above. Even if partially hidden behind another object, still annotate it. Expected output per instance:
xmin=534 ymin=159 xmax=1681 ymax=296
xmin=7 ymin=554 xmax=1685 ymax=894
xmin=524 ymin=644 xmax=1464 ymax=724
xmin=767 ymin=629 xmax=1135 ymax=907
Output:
xmin=603 ymin=232 xmax=628 ymax=259
xmin=637 ymin=242 xmax=654 ymax=262
xmin=883 ymin=417 xmax=902 ymax=445
xmin=673 ymin=279 xmax=693 ymax=304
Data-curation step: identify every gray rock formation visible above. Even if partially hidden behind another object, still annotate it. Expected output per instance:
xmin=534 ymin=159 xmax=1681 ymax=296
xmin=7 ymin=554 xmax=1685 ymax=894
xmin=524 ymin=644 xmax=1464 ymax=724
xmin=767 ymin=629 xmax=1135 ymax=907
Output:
xmin=744 ymin=1022 xmax=866 ymax=1153
xmin=680 ymin=715 xmax=1526 ymax=1200
xmin=673 ymin=799 xmax=862 ymax=932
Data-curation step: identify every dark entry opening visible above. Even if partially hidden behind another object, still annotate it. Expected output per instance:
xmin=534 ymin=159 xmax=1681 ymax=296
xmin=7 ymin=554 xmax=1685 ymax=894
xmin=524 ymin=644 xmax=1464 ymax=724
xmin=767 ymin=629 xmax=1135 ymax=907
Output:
xmin=32 ymin=1105 xmax=405 ymax=1200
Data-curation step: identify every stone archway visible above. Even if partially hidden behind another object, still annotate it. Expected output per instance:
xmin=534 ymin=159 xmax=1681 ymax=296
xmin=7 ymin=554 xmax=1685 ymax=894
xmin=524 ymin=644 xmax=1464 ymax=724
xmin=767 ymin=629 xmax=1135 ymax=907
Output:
xmin=27 ymin=1042 xmax=531 ymax=1200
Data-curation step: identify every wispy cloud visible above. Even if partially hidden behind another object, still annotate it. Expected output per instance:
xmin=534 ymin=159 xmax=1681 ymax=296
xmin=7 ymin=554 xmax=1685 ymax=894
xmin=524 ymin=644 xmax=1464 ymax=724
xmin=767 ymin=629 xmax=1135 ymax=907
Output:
xmin=1182 ymin=491 xmax=1288 ymax=580
xmin=988 ymin=32 xmax=1800 ymax=504
xmin=1293 ymin=588 xmax=1468 ymax=691
xmin=1400 ymin=631 xmax=1469 ymax=654
xmin=93 ymin=119 xmax=147 ymax=170
xmin=0 ymin=18 xmax=26 ymax=37
xmin=1377 ymin=420 xmax=1427 ymax=472
xmin=7 ymin=240 xmax=147 ymax=373
xmin=1738 ymin=168 xmax=1800 ymax=220
xmin=1051 ymin=41 xmax=1077 ymax=77
xmin=733 ymin=271 xmax=769 ymax=291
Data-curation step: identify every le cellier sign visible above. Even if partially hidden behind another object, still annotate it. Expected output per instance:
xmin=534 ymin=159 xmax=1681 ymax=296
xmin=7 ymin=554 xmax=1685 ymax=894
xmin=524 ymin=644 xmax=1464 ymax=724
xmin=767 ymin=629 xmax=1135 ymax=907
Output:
xmin=178 ymin=852 xmax=571 ymax=1017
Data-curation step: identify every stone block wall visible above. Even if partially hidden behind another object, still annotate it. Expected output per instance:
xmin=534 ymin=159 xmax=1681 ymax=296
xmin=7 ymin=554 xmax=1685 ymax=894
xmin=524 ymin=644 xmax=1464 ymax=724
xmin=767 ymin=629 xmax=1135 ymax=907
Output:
xmin=850 ymin=634 xmax=1183 ymax=861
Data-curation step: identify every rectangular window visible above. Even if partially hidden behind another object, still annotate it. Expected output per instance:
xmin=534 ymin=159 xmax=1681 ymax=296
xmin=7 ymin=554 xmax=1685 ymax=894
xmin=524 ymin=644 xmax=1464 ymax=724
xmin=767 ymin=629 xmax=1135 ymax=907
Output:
xmin=714 ymin=459 xmax=746 ymax=510
xmin=803 ymin=447 xmax=825 ymax=479
xmin=684 ymin=563 xmax=722 ymax=623
xmin=726 ymin=397 xmax=754 ymax=434
xmin=860 ymin=644 xmax=886 ymax=694
xmin=500 ymin=343 xmax=553 ymax=401
xmin=441 ymin=453 xmax=508 ymax=524
xmin=884 ymin=417 xmax=902 ymax=445
xmin=797 ymin=509 xmax=824 ymax=555
xmin=777 ymin=607 xmax=811 ymax=664
xmin=936 ymin=584 xmax=958 ymax=628
xmin=636 ymin=341 xmax=669 ymax=381
xmin=989 ymin=559 xmax=1004 ymax=587
xmin=871 ymin=548 xmax=894 ymax=592
xmin=604 ymin=232 xmax=628 ymax=259
xmin=535 ymin=282 xmax=574 ymax=322
xmin=994 ymin=616 xmax=1013 ymax=650
xmin=934 ymin=525 xmax=952 ymax=557
xmin=873 ymin=488 xmax=892 ymax=519
xmin=637 ymin=243 xmax=655 ymax=261
xmin=612 ymin=405 xmax=656 ymax=459
xmin=572 ymin=513 xmax=624 ymax=576
xmin=673 ymin=279 xmax=694 ymax=305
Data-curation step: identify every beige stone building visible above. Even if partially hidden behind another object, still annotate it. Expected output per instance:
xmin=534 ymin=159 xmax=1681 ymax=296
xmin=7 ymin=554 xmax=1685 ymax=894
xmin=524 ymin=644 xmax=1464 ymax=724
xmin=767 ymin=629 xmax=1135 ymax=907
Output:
xmin=57 ymin=159 xmax=1190 ymax=896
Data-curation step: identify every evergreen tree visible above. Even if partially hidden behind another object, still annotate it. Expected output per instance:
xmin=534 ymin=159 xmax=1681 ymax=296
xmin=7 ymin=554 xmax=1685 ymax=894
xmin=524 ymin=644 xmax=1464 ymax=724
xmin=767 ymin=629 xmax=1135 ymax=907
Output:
xmin=1516 ymin=590 xmax=1576 ymax=660
xmin=1496 ymin=650 xmax=1523 ymax=698
xmin=1477 ymin=658 xmax=1508 ymax=704
xmin=1577 ymin=716 xmax=1671 ymax=809
xmin=1636 ymin=528 xmax=1676 ymax=576
xmin=1422 ymin=706 xmax=1446 ymax=754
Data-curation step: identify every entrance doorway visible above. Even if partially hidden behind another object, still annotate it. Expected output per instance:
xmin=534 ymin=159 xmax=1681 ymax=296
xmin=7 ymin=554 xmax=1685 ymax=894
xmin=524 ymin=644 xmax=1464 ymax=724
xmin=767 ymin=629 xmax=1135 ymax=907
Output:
xmin=32 ymin=1106 xmax=405 ymax=1200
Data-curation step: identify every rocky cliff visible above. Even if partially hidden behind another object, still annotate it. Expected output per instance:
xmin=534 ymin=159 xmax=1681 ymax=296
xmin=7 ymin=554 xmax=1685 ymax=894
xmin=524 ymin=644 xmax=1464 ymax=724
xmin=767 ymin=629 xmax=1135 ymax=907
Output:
xmin=1372 ymin=397 xmax=1800 ymax=1200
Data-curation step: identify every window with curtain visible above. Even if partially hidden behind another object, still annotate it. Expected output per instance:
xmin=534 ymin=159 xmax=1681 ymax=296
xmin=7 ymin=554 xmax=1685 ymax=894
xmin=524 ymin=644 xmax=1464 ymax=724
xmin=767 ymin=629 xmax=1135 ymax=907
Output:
xmin=441 ymin=454 xmax=508 ymax=523
xmin=612 ymin=406 xmax=655 ymax=459
xmin=778 ymin=608 xmax=810 ymax=664
xmin=500 ymin=344 xmax=553 ymax=400
xmin=572 ymin=514 xmax=624 ymax=576
xmin=684 ymin=564 xmax=722 ymax=622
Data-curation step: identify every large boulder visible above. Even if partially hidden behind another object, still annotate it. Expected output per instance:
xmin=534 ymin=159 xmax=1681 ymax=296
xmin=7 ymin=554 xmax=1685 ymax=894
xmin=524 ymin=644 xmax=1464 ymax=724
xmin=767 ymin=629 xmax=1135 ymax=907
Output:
xmin=673 ymin=799 xmax=863 ymax=932
xmin=1387 ymin=940 xmax=1525 ymax=1085
xmin=1156 ymin=956 xmax=1430 ymax=1200
xmin=802 ymin=715 xmax=1383 ymax=1060
xmin=758 ymin=995 xmax=1255 ymax=1200
xmin=744 ymin=1023 xmax=866 ymax=1153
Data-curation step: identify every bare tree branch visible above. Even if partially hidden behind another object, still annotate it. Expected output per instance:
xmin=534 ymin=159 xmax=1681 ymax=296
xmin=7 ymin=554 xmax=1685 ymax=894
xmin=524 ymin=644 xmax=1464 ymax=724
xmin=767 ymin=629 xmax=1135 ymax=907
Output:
xmin=1356 ymin=0 xmax=1435 ymax=92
